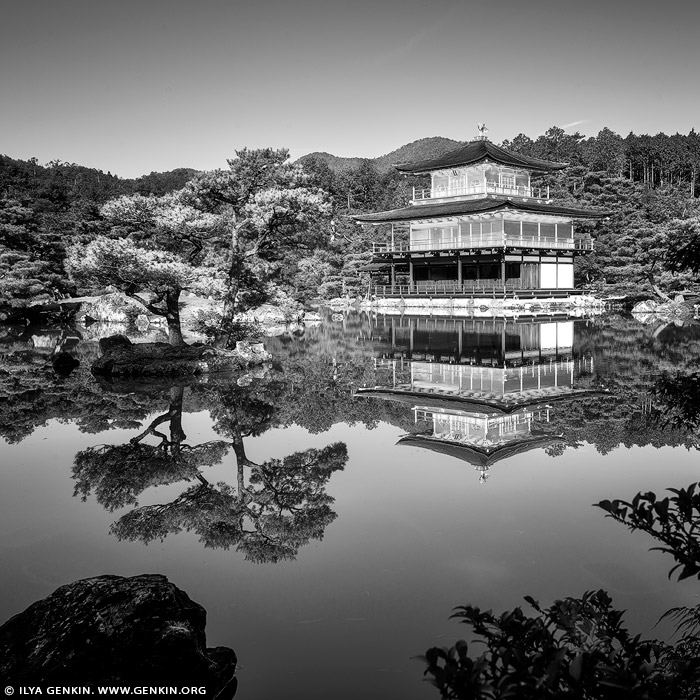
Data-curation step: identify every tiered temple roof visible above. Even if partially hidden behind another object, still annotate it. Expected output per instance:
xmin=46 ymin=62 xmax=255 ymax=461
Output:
xmin=394 ymin=139 xmax=568 ymax=174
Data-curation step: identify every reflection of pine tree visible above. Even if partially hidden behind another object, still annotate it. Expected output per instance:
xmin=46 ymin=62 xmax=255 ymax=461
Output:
xmin=73 ymin=386 xmax=229 ymax=511
xmin=69 ymin=375 xmax=348 ymax=563
xmin=111 ymin=443 xmax=348 ymax=564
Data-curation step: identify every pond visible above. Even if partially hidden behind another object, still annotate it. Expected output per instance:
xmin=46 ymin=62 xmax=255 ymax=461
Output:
xmin=1 ymin=310 xmax=699 ymax=699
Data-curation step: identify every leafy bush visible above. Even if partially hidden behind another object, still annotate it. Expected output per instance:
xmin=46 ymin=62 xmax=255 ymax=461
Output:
xmin=422 ymin=590 xmax=679 ymax=699
xmin=424 ymin=482 xmax=700 ymax=699
xmin=597 ymin=484 xmax=700 ymax=582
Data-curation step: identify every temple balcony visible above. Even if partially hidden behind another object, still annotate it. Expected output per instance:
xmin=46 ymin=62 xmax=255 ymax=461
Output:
xmin=369 ymin=282 xmax=580 ymax=299
xmin=413 ymin=181 xmax=550 ymax=204
xmin=372 ymin=236 xmax=593 ymax=254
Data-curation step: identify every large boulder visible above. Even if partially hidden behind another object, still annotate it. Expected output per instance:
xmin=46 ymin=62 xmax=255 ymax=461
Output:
xmin=655 ymin=300 xmax=693 ymax=320
xmin=631 ymin=298 xmax=693 ymax=321
xmin=244 ymin=303 xmax=300 ymax=325
xmin=0 ymin=574 xmax=237 ymax=697
xmin=631 ymin=299 xmax=658 ymax=314
xmin=92 ymin=336 xmax=271 ymax=377
xmin=99 ymin=333 xmax=133 ymax=354
xmin=51 ymin=352 xmax=80 ymax=376
xmin=79 ymin=293 xmax=145 ymax=324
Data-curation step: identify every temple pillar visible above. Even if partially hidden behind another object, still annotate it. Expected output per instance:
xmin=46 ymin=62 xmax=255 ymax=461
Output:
xmin=457 ymin=256 xmax=462 ymax=288
xmin=409 ymin=261 xmax=414 ymax=290
xmin=391 ymin=263 xmax=396 ymax=287
xmin=501 ymin=257 xmax=506 ymax=287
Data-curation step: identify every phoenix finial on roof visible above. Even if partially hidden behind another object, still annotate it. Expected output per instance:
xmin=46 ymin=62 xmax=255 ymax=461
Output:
xmin=476 ymin=123 xmax=489 ymax=140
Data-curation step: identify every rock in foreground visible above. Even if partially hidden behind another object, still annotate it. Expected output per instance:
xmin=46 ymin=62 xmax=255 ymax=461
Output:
xmin=92 ymin=335 xmax=270 ymax=377
xmin=0 ymin=574 xmax=237 ymax=696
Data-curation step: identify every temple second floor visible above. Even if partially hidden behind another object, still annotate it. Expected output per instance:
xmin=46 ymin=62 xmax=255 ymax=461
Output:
xmin=354 ymin=198 xmax=607 ymax=256
xmin=372 ymin=215 xmax=592 ymax=254
xmin=364 ymin=357 xmax=586 ymax=404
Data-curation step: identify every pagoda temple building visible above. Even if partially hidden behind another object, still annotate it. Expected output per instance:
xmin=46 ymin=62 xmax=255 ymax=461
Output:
xmin=354 ymin=128 xmax=606 ymax=300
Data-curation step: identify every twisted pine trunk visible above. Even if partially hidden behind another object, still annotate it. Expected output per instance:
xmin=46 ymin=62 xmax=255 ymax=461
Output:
xmin=165 ymin=290 xmax=186 ymax=346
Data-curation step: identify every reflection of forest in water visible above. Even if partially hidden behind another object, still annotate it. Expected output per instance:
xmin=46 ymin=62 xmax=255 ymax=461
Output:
xmin=2 ymin=311 xmax=700 ymax=449
xmin=1 ymin=311 xmax=699 ymax=549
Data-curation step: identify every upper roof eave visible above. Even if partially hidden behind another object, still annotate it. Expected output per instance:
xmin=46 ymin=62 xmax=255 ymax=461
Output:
xmin=394 ymin=140 xmax=568 ymax=174
xmin=397 ymin=433 xmax=565 ymax=467
xmin=352 ymin=198 xmax=610 ymax=224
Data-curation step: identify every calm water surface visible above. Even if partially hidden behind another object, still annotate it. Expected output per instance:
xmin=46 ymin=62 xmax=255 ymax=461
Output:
xmin=1 ymin=311 xmax=699 ymax=699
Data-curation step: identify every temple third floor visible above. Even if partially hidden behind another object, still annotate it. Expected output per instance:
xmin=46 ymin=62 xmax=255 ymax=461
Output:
xmin=412 ymin=164 xmax=549 ymax=204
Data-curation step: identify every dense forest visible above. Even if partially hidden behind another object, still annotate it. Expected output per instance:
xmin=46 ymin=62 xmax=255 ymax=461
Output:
xmin=2 ymin=126 xmax=700 ymax=323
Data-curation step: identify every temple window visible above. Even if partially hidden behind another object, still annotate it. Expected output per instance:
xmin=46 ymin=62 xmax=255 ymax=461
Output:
xmin=522 ymin=222 xmax=538 ymax=239
xmin=500 ymin=173 xmax=515 ymax=188
xmin=504 ymin=220 xmax=520 ymax=236
xmin=432 ymin=174 xmax=448 ymax=195
xmin=540 ymin=223 xmax=556 ymax=240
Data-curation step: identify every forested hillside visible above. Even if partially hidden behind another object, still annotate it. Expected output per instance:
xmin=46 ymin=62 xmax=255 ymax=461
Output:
xmin=0 ymin=156 xmax=199 ymax=313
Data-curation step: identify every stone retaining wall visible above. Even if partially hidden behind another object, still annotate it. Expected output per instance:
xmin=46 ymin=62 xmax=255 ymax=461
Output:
xmin=359 ymin=295 xmax=605 ymax=317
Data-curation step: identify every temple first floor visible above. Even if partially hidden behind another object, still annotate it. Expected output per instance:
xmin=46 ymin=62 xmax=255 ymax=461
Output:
xmin=367 ymin=250 xmax=578 ymax=297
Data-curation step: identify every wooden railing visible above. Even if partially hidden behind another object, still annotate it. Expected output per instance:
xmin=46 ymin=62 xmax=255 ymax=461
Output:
xmin=413 ymin=182 xmax=550 ymax=202
xmin=372 ymin=281 xmax=523 ymax=297
xmin=372 ymin=236 xmax=593 ymax=254
xmin=370 ymin=282 xmax=578 ymax=297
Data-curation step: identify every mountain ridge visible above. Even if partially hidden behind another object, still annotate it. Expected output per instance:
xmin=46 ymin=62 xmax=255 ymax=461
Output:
xmin=297 ymin=136 xmax=464 ymax=175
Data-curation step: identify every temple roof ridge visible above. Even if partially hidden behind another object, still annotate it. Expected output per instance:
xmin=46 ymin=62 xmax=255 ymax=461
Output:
xmin=393 ymin=139 xmax=568 ymax=174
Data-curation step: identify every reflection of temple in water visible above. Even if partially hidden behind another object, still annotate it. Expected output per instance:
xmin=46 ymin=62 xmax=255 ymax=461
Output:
xmin=357 ymin=316 xmax=599 ymax=481
xmin=366 ymin=313 xmax=578 ymax=365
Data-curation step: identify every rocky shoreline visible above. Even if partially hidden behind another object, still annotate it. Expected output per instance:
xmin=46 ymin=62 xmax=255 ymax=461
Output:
xmin=356 ymin=293 xmax=606 ymax=317
xmin=0 ymin=574 xmax=237 ymax=695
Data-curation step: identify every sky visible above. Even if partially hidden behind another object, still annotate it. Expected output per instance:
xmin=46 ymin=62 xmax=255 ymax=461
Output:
xmin=1 ymin=0 xmax=699 ymax=178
